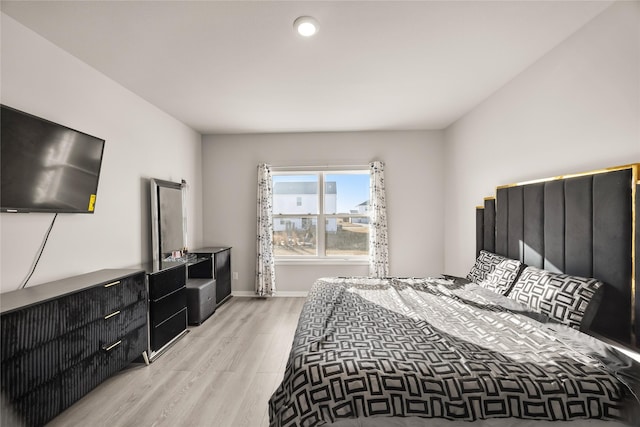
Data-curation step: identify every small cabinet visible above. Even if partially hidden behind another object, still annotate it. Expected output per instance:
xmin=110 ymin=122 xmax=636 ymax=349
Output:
xmin=191 ymin=247 xmax=232 ymax=307
xmin=144 ymin=261 xmax=188 ymax=361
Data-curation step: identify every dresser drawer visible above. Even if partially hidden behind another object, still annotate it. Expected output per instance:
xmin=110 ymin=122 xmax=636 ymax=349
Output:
xmin=1 ymin=300 xmax=59 ymax=362
xmin=151 ymin=308 xmax=187 ymax=351
xmin=59 ymin=282 xmax=123 ymax=330
xmin=59 ymin=316 xmax=120 ymax=370
xmin=60 ymin=324 xmax=147 ymax=411
xmin=122 ymin=300 xmax=148 ymax=333
xmin=122 ymin=325 xmax=148 ymax=364
xmin=121 ymin=271 xmax=147 ymax=306
xmin=1 ymin=339 xmax=59 ymax=400
xmin=150 ymin=287 xmax=186 ymax=328
xmin=59 ymin=299 xmax=148 ymax=370
xmin=60 ymin=342 xmax=123 ymax=410
xmin=4 ymin=376 xmax=60 ymax=427
xmin=148 ymin=264 xmax=186 ymax=300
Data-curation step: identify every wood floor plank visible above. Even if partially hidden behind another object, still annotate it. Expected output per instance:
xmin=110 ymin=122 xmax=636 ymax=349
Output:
xmin=204 ymin=334 xmax=274 ymax=425
xmin=229 ymin=372 xmax=280 ymax=427
xmin=45 ymin=297 xmax=305 ymax=427
xmin=150 ymin=370 xmax=235 ymax=427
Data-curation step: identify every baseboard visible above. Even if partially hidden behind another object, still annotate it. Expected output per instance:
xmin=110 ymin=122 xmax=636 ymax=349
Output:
xmin=232 ymin=290 xmax=309 ymax=298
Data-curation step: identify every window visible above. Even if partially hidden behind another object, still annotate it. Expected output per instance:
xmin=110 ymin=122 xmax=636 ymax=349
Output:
xmin=272 ymin=169 xmax=370 ymax=259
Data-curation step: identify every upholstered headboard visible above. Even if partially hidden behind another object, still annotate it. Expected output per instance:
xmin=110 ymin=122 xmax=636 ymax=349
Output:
xmin=476 ymin=164 xmax=639 ymax=349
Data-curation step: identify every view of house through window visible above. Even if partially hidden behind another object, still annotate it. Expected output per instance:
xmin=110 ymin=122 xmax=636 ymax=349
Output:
xmin=272 ymin=170 xmax=370 ymax=258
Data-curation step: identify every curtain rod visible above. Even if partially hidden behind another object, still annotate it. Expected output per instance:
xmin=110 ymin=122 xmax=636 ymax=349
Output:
xmin=268 ymin=163 xmax=372 ymax=170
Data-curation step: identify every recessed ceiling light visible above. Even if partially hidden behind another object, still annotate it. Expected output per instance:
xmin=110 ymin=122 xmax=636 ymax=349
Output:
xmin=294 ymin=16 xmax=319 ymax=37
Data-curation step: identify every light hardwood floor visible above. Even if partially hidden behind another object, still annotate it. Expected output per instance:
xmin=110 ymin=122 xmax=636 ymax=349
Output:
xmin=47 ymin=296 xmax=306 ymax=427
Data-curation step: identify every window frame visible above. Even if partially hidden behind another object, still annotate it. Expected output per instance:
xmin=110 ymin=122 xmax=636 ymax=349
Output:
xmin=271 ymin=166 xmax=370 ymax=263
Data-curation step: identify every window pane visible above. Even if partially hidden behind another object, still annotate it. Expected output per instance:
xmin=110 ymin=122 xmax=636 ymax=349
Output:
xmin=273 ymin=174 xmax=318 ymax=214
xmin=325 ymin=217 xmax=369 ymax=256
xmin=273 ymin=217 xmax=317 ymax=256
xmin=324 ymin=172 xmax=370 ymax=215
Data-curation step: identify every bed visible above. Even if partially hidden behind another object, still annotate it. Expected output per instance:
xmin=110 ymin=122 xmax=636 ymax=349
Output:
xmin=269 ymin=164 xmax=640 ymax=427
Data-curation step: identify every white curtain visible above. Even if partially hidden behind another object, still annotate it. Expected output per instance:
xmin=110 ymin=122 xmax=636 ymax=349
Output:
xmin=256 ymin=163 xmax=276 ymax=296
xmin=369 ymin=160 xmax=389 ymax=277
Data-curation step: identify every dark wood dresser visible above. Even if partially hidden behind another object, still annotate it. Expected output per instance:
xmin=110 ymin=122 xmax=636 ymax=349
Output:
xmin=0 ymin=269 xmax=148 ymax=426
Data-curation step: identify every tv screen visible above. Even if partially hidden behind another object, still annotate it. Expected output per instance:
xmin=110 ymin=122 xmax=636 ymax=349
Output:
xmin=1 ymin=105 xmax=105 ymax=213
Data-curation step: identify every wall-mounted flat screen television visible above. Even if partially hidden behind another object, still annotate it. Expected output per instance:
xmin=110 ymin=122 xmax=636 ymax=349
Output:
xmin=1 ymin=105 xmax=105 ymax=213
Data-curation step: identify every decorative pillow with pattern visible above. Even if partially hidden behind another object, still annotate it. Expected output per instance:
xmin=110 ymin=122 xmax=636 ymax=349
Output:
xmin=479 ymin=258 xmax=525 ymax=295
xmin=508 ymin=266 xmax=603 ymax=330
xmin=466 ymin=250 xmax=502 ymax=282
xmin=466 ymin=250 xmax=523 ymax=295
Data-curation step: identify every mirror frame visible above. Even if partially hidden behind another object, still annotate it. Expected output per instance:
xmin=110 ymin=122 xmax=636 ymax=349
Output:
xmin=150 ymin=178 xmax=187 ymax=266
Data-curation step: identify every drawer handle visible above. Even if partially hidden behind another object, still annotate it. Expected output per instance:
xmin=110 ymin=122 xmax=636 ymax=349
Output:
xmin=104 ymin=310 xmax=120 ymax=320
xmin=104 ymin=281 xmax=121 ymax=288
xmin=103 ymin=340 xmax=122 ymax=352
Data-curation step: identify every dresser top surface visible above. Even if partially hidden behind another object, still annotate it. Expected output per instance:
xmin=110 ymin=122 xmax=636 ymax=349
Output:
xmin=191 ymin=246 xmax=231 ymax=254
xmin=0 ymin=268 xmax=145 ymax=314
xmin=138 ymin=259 xmax=188 ymax=275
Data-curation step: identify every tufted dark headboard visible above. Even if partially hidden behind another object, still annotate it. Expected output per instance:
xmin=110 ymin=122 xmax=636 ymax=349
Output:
xmin=476 ymin=164 xmax=639 ymax=349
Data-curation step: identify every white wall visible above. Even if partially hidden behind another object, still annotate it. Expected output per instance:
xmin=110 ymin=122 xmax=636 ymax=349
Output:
xmin=202 ymin=131 xmax=444 ymax=294
xmin=443 ymin=1 xmax=640 ymax=277
xmin=5 ymin=1 xmax=635 ymax=295
xmin=0 ymin=14 xmax=203 ymax=292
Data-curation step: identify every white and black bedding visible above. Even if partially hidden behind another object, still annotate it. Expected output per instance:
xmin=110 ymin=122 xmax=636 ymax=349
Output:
xmin=269 ymin=276 xmax=640 ymax=427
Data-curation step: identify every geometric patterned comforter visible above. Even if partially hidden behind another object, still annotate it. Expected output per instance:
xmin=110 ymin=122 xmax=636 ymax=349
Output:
xmin=269 ymin=277 xmax=640 ymax=426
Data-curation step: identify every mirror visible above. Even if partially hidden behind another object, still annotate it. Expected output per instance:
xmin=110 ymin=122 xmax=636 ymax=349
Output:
xmin=150 ymin=178 xmax=187 ymax=266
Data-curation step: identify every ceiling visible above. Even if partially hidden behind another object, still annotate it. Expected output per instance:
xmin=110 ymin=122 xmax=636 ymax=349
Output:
xmin=1 ymin=1 xmax=613 ymax=134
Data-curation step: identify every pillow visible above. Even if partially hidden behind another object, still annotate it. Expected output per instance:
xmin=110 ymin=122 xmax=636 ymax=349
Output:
xmin=507 ymin=266 xmax=603 ymax=330
xmin=466 ymin=250 xmax=503 ymax=282
xmin=466 ymin=250 xmax=523 ymax=295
